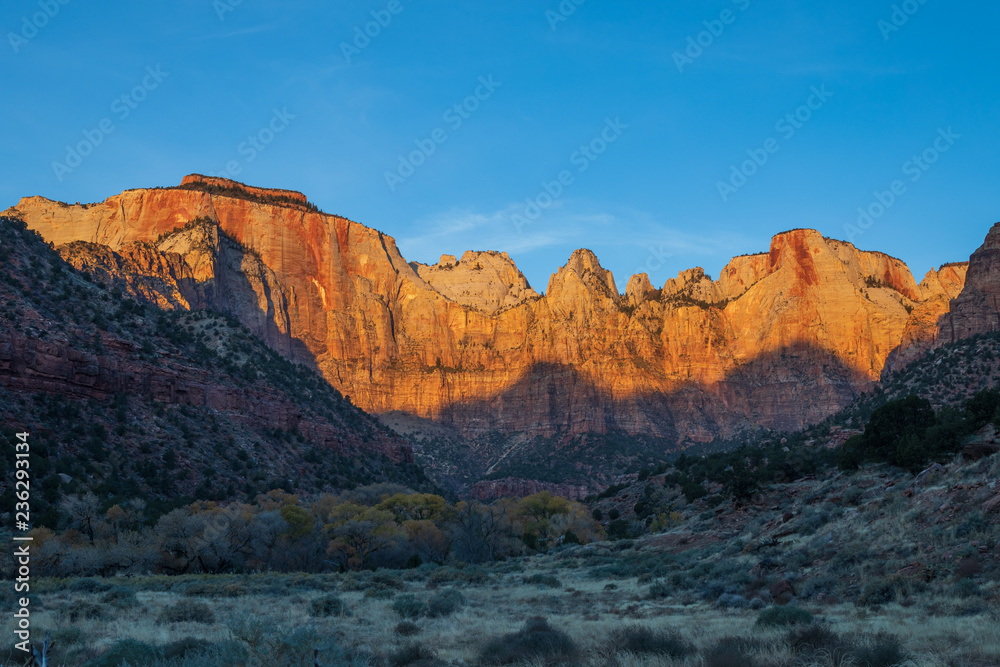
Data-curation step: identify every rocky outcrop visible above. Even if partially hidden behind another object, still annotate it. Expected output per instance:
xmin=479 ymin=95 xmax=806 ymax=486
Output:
xmin=884 ymin=262 xmax=969 ymax=373
xmin=4 ymin=179 xmax=984 ymax=448
xmin=937 ymin=223 xmax=1000 ymax=345
xmin=414 ymin=251 xmax=539 ymax=315
xmin=180 ymin=173 xmax=309 ymax=205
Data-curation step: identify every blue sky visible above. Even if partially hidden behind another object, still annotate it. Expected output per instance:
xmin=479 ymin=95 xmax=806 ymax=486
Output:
xmin=2 ymin=0 xmax=998 ymax=292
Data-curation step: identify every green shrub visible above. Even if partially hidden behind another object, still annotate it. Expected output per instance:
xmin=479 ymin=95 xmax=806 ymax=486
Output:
xmin=426 ymin=588 xmax=465 ymax=618
xmin=395 ymin=621 xmax=420 ymax=636
xmin=645 ymin=580 xmax=671 ymax=599
xmin=392 ymin=594 xmax=428 ymax=619
xmin=755 ymin=605 xmax=813 ymax=627
xmin=310 ymin=594 xmax=350 ymax=617
xmin=478 ymin=617 xmax=579 ymax=665
xmin=158 ymin=599 xmax=216 ymax=624
xmin=100 ymin=586 xmax=138 ymax=609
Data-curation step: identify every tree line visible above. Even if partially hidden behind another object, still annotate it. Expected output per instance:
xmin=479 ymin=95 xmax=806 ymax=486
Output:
xmin=2 ymin=485 xmax=601 ymax=578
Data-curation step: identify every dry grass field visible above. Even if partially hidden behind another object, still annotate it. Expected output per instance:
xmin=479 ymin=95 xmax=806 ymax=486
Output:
xmin=6 ymin=549 xmax=999 ymax=667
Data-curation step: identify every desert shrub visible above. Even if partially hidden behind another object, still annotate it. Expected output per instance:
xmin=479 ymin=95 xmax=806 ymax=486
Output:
xmin=606 ymin=519 xmax=631 ymax=539
xmin=50 ymin=627 xmax=85 ymax=647
xmin=388 ymin=642 xmax=445 ymax=666
xmin=478 ymin=617 xmax=579 ymax=665
xmin=951 ymin=578 xmax=981 ymax=599
xmin=149 ymin=640 xmax=249 ymax=667
xmin=369 ymin=572 xmax=405 ymax=590
xmin=604 ymin=624 xmax=689 ymax=658
xmin=843 ymin=486 xmax=863 ymax=505
xmin=682 ymin=480 xmax=707 ymax=502
xmin=703 ymin=636 xmax=761 ymax=667
xmin=857 ymin=575 xmax=909 ymax=607
xmin=271 ymin=625 xmax=346 ymax=666
xmin=426 ymin=588 xmax=465 ymax=618
xmin=69 ymin=577 xmax=113 ymax=593
xmin=226 ymin=611 xmax=268 ymax=649
xmin=363 ymin=573 xmax=406 ymax=599
xmin=395 ymin=621 xmax=421 ymax=636
xmin=310 ymin=594 xmax=350 ymax=617
xmin=426 ymin=567 xmax=459 ymax=586
xmin=392 ymin=594 xmax=428 ymax=619
xmin=645 ymin=580 xmax=670 ymax=599
xmin=716 ymin=593 xmax=749 ymax=608
xmin=853 ymin=632 xmax=908 ymax=667
xmin=62 ymin=601 xmax=109 ymax=622
xmin=786 ymin=624 xmax=849 ymax=657
xmin=796 ymin=509 xmax=830 ymax=536
xmin=159 ymin=599 xmax=216 ymax=624
xmin=755 ymin=605 xmax=813 ymax=627
xmin=524 ymin=573 xmax=562 ymax=589
xmin=84 ymin=638 xmax=159 ymax=667
xmin=161 ymin=638 xmax=211 ymax=660
xmin=100 ymin=586 xmax=138 ymax=609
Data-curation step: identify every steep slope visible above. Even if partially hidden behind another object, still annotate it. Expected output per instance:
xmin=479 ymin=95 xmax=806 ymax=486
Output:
xmin=0 ymin=215 xmax=430 ymax=526
xmin=937 ymin=222 xmax=1000 ymax=345
xmin=4 ymin=178 xmax=983 ymax=455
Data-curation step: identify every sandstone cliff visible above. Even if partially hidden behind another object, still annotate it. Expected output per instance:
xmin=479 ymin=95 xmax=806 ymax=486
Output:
xmin=4 ymin=178 xmax=985 ymax=450
xmin=0 ymin=215 xmax=418 ymax=505
xmin=937 ymin=222 xmax=1000 ymax=345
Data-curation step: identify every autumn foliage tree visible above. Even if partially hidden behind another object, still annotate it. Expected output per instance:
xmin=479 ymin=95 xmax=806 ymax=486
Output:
xmin=26 ymin=486 xmax=600 ymax=577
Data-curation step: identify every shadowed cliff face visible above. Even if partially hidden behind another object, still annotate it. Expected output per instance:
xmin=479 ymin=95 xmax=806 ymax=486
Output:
xmin=937 ymin=222 xmax=1000 ymax=345
xmin=4 ymin=179 xmax=985 ymax=447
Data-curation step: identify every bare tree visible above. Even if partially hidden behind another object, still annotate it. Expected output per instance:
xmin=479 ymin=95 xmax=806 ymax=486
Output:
xmin=450 ymin=502 xmax=516 ymax=563
xmin=61 ymin=493 xmax=100 ymax=544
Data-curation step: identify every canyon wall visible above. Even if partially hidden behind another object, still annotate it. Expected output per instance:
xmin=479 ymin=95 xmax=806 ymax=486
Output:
xmin=5 ymin=177 xmax=986 ymax=447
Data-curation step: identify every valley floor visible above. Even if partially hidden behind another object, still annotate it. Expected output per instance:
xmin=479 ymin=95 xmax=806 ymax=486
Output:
xmin=9 ymin=552 xmax=999 ymax=667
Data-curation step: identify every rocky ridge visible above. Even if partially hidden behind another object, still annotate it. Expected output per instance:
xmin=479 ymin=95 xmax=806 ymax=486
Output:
xmin=5 ymin=178 xmax=995 ymax=452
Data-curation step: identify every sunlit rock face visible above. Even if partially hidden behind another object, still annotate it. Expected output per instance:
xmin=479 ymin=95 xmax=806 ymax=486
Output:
xmin=8 ymin=179 xmax=985 ymax=447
